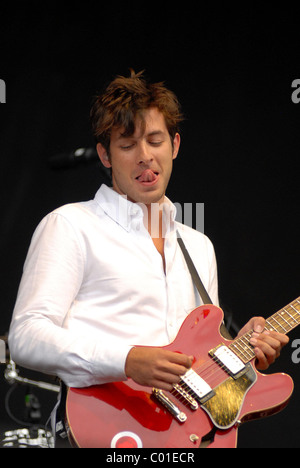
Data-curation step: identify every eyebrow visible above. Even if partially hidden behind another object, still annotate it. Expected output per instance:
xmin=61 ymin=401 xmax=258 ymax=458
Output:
xmin=117 ymin=130 xmax=166 ymax=140
xmin=147 ymin=131 xmax=165 ymax=138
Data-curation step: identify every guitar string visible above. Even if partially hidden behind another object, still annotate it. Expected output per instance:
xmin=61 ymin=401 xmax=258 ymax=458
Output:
xmin=174 ymin=302 xmax=300 ymax=398
xmin=182 ymin=300 xmax=300 ymax=380
xmin=180 ymin=330 xmax=262 ymax=391
xmin=197 ymin=303 xmax=300 ymax=382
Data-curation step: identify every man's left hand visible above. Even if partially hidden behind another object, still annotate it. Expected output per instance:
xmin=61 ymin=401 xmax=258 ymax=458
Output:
xmin=237 ymin=317 xmax=289 ymax=370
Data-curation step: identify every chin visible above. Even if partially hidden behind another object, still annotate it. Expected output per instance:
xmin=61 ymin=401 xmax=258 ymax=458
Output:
xmin=136 ymin=190 xmax=166 ymax=206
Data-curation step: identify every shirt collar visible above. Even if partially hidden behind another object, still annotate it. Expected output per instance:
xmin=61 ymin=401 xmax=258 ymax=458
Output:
xmin=94 ymin=184 xmax=177 ymax=233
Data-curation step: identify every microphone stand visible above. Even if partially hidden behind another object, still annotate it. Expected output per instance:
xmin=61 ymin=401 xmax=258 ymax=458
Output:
xmin=2 ymin=357 xmax=60 ymax=445
xmin=4 ymin=359 xmax=60 ymax=393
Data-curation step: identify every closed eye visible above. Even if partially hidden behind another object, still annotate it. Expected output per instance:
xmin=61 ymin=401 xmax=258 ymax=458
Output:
xmin=120 ymin=144 xmax=135 ymax=150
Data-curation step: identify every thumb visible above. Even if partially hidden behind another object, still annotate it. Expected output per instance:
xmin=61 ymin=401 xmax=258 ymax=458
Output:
xmin=253 ymin=317 xmax=265 ymax=333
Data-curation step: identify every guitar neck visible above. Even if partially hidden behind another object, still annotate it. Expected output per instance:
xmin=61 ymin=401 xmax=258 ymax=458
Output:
xmin=229 ymin=297 xmax=300 ymax=364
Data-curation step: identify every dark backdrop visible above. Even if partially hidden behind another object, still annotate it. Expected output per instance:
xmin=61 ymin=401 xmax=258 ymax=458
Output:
xmin=0 ymin=4 xmax=299 ymax=448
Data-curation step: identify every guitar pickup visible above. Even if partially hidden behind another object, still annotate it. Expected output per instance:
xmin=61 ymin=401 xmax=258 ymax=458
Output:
xmin=209 ymin=344 xmax=246 ymax=378
xmin=180 ymin=369 xmax=215 ymax=404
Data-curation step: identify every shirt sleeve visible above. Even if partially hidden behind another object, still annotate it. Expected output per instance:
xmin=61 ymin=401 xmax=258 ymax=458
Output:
xmin=8 ymin=212 xmax=132 ymax=388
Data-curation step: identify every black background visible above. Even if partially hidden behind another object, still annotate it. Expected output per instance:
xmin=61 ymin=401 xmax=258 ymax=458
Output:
xmin=0 ymin=4 xmax=299 ymax=448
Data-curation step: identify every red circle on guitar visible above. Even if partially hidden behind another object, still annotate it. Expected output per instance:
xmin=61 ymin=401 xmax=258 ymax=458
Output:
xmin=111 ymin=431 xmax=143 ymax=448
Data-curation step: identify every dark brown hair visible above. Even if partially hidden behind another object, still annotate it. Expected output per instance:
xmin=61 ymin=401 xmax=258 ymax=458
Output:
xmin=90 ymin=70 xmax=183 ymax=154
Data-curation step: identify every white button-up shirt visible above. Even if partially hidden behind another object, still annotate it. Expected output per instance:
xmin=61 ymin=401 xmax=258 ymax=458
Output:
xmin=9 ymin=184 xmax=219 ymax=388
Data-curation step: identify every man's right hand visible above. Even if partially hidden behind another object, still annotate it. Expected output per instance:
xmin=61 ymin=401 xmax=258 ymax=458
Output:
xmin=125 ymin=347 xmax=193 ymax=391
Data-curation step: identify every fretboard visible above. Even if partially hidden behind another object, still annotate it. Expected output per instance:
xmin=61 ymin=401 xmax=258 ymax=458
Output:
xmin=229 ymin=297 xmax=300 ymax=364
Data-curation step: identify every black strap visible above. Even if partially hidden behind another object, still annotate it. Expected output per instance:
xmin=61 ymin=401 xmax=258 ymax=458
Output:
xmin=177 ymin=231 xmax=213 ymax=305
xmin=177 ymin=231 xmax=233 ymax=340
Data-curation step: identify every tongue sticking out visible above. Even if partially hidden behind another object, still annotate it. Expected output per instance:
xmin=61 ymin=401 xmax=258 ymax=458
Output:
xmin=137 ymin=169 xmax=158 ymax=183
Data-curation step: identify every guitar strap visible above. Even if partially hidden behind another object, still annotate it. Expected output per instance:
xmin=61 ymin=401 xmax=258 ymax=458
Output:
xmin=177 ymin=231 xmax=233 ymax=341
xmin=177 ymin=231 xmax=213 ymax=305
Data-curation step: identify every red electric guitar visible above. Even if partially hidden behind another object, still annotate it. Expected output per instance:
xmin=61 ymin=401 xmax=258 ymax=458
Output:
xmin=66 ymin=297 xmax=299 ymax=448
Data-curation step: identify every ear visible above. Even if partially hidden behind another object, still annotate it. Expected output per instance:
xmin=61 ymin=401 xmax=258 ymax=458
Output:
xmin=172 ymin=133 xmax=180 ymax=160
xmin=96 ymin=143 xmax=112 ymax=168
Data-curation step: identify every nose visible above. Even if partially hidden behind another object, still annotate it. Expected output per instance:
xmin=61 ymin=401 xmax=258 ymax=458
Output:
xmin=137 ymin=141 xmax=153 ymax=166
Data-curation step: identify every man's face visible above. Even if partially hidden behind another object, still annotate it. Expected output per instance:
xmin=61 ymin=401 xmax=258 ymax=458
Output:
xmin=97 ymin=107 xmax=180 ymax=206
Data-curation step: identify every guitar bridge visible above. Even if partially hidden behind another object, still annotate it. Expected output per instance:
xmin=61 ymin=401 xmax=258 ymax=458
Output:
xmin=152 ymin=388 xmax=187 ymax=423
xmin=172 ymin=383 xmax=199 ymax=410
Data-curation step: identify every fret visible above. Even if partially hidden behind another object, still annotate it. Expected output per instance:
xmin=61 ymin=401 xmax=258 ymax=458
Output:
xmin=229 ymin=297 xmax=300 ymax=364
xmin=290 ymin=304 xmax=300 ymax=317
xmin=268 ymin=299 xmax=300 ymax=333
xmin=277 ymin=313 xmax=292 ymax=329
xmin=229 ymin=334 xmax=255 ymax=364
xmin=265 ymin=317 xmax=287 ymax=333
xmin=229 ymin=343 xmax=242 ymax=361
xmin=238 ymin=336 xmax=255 ymax=359
xmin=281 ymin=308 xmax=299 ymax=328
xmin=270 ymin=312 xmax=293 ymax=331
xmin=284 ymin=309 xmax=299 ymax=325
xmin=229 ymin=343 xmax=248 ymax=364
xmin=283 ymin=308 xmax=297 ymax=325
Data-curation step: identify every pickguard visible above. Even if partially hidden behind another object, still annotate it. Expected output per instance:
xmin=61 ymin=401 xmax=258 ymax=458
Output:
xmin=202 ymin=364 xmax=257 ymax=429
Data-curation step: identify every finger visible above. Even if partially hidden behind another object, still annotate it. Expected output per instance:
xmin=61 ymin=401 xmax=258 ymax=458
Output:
xmin=160 ymin=354 xmax=193 ymax=378
xmin=253 ymin=346 xmax=270 ymax=370
xmin=152 ymin=380 xmax=177 ymax=392
xmin=264 ymin=330 xmax=290 ymax=346
xmin=250 ymin=336 xmax=277 ymax=365
xmin=153 ymin=354 xmax=194 ymax=389
xmin=150 ymin=368 xmax=185 ymax=391
xmin=252 ymin=318 xmax=266 ymax=333
xmin=168 ymin=362 xmax=191 ymax=378
xmin=252 ymin=331 xmax=288 ymax=358
xmin=167 ymin=351 xmax=193 ymax=367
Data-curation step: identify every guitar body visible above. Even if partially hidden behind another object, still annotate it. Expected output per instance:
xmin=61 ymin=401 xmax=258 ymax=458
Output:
xmin=66 ymin=305 xmax=294 ymax=448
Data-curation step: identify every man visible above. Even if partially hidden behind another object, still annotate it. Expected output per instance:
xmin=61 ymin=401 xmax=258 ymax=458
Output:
xmin=9 ymin=71 xmax=288 ymax=406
